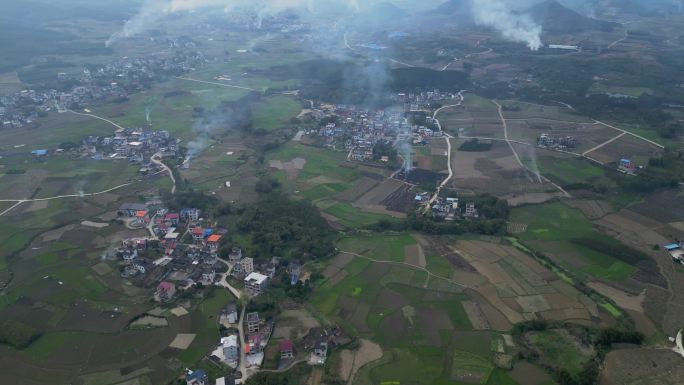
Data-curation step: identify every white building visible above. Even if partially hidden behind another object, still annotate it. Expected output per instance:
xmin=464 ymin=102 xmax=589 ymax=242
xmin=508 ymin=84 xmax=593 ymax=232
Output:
xmin=222 ymin=335 xmax=239 ymax=365
xmin=244 ymin=272 xmax=269 ymax=297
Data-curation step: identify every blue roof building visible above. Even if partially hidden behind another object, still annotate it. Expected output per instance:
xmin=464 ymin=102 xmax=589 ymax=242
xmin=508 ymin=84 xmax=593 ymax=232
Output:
xmin=186 ymin=369 xmax=208 ymax=385
xmin=665 ymin=243 xmax=681 ymax=251
xmin=31 ymin=149 xmax=48 ymax=156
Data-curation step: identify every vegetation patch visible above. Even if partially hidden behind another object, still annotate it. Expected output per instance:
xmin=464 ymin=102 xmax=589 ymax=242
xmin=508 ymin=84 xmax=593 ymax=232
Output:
xmin=0 ymin=319 xmax=41 ymax=349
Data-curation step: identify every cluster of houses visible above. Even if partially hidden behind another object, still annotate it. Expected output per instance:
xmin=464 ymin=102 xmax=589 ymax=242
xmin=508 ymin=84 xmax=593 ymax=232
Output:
xmin=618 ymin=158 xmax=639 ymax=175
xmin=80 ymin=127 xmax=180 ymax=163
xmin=397 ymin=89 xmax=461 ymax=112
xmin=415 ymin=194 xmax=479 ymax=221
xmin=0 ymin=52 xmax=208 ymax=129
xmin=307 ymin=103 xmax=440 ymax=163
xmin=536 ymin=133 xmax=577 ymax=150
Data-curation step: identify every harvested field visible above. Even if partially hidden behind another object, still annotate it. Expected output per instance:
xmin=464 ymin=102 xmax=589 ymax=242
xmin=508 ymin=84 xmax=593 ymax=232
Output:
xmin=462 ymin=301 xmax=490 ymax=330
xmin=377 ymin=288 xmax=410 ymax=311
xmin=354 ymin=179 xmax=407 ymax=215
xmin=40 ymin=225 xmax=76 ymax=242
xmin=92 ymin=262 xmax=112 ymax=276
xmin=630 ymin=190 xmax=684 ymax=223
xmin=81 ymin=221 xmax=109 ymax=229
xmin=510 ymin=361 xmax=554 ymax=385
xmin=168 ymin=333 xmax=196 ymax=350
xmin=504 ymin=192 xmax=563 ymax=207
xmin=600 ymin=348 xmax=684 ymax=385
xmin=336 ymin=177 xmax=378 ymax=202
xmin=585 ymin=132 xmax=663 ymax=165
xmin=325 ymin=270 xmax=349 ymax=288
xmin=507 ymin=223 xmax=528 ymax=234
xmin=331 ymin=253 xmax=355 ymax=269
xmin=24 ymin=201 xmax=48 ymax=212
xmin=170 ymin=307 xmax=189 ymax=317
xmin=339 ymin=339 xmax=383 ymax=384
xmin=404 ymin=244 xmax=426 ymax=268
xmin=380 ymin=184 xmax=415 ymax=213
xmin=588 ymin=282 xmax=644 ymax=312
xmin=130 ymin=316 xmax=168 ymax=328
xmin=566 ymin=200 xmax=613 ymax=219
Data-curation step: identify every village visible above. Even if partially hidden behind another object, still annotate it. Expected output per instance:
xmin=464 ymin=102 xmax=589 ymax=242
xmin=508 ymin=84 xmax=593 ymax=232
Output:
xmin=0 ymin=51 xmax=208 ymax=129
xmin=113 ymin=200 xmax=343 ymax=385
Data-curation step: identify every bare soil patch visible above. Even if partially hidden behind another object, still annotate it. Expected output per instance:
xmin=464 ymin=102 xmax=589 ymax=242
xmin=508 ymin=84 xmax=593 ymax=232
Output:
xmin=600 ymin=348 xmax=684 ymax=385
xmin=339 ymin=339 xmax=383 ymax=384
xmin=336 ymin=177 xmax=378 ymax=202
xmin=404 ymin=244 xmax=426 ymax=268
xmin=377 ymin=288 xmax=410 ymax=311
xmin=462 ymin=301 xmax=490 ymax=330
xmin=588 ymin=282 xmax=645 ymax=312
xmin=168 ymin=333 xmax=196 ymax=350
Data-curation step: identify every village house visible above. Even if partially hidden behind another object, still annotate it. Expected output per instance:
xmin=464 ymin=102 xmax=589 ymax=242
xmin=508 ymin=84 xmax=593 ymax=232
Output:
xmin=186 ymin=369 xmax=208 ymax=385
xmin=280 ymin=340 xmax=294 ymax=359
xmin=244 ymin=272 xmax=269 ymax=297
xmin=246 ymin=312 xmax=260 ymax=334
xmin=311 ymin=337 xmax=328 ymax=365
xmin=221 ymin=304 xmax=239 ymax=324
xmin=118 ymin=203 xmax=148 ymax=217
xmin=156 ymin=281 xmax=176 ymax=302
xmin=228 ymin=247 xmax=242 ymax=263
xmin=221 ymin=335 xmax=239 ymax=366
xmin=232 ymin=257 xmax=254 ymax=278
xmin=181 ymin=208 xmax=200 ymax=222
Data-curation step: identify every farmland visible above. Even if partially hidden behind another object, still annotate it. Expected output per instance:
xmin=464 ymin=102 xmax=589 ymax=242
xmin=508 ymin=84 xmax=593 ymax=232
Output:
xmin=310 ymin=233 xmax=614 ymax=385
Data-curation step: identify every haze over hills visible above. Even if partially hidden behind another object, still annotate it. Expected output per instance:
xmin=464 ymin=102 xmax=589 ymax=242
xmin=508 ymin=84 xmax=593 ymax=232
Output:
xmin=527 ymin=0 xmax=620 ymax=33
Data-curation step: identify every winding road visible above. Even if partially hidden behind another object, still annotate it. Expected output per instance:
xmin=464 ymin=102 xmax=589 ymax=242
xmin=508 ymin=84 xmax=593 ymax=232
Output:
xmin=151 ymin=153 xmax=177 ymax=194
xmin=425 ymin=91 xmax=464 ymax=207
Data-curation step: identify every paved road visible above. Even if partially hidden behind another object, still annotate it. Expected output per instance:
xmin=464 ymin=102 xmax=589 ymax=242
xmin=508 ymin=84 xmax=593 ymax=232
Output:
xmin=215 ymin=258 xmax=252 ymax=381
xmin=151 ymin=153 xmax=177 ymax=194
xmin=420 ymin=90 xmax=465 ymax=208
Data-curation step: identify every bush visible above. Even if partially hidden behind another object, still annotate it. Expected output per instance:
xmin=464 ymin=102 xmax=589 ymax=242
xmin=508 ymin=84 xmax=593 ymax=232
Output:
xmin=0 ymin=320 xmax=41 ymax=349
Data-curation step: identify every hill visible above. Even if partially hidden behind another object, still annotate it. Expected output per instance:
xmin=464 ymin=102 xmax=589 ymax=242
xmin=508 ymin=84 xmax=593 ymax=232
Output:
xmin=527 ymin=0 xmax=619 ymax=33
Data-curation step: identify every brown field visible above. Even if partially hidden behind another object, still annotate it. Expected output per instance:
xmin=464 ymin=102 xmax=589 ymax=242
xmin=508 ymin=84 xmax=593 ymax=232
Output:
xmin=336 ymin=177 xmax=379 ymax=202
xmin=600 ymin=348 xmax=684 ymax=385
xmin=566 ymin=200 xmax=613 ymax=219
xmin=353 ymin=178 xmax=408 ymax=217
xmin=510 ymin=361 xmax=555 ymax=385
xmin=452 ymin=240 xmax=601 ymax=326
xmin=462 ymin=301 xmax=490 ymax=330
xmin=339 ymin=339 xmax=383 ymax=384
xmin=404 ymin=244 xmax=426 ymax=268
xmin=585 ymin=132 xmax=663 ymax=165
xmin=448 ymin=141 xmax=554 ymax=197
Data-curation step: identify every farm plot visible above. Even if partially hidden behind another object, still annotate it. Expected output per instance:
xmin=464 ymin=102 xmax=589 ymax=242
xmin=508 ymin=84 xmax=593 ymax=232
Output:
xmin=448 ymin=140 xmax=555 ymax=197
xmin=584 ymin=132 xmax=663 ymax=165
xmin=510 ymin=202 xmax=647 ymax=283
xmin=452 ymin=239 xmax=601 ymax=326
xmin=352 ymin=178 xmax=411 ymax=217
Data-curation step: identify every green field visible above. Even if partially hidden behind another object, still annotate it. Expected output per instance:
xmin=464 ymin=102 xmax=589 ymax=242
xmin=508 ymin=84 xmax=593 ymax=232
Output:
xmin=537 ymin=157 xmax=608 ymax=187
xmin=252 ymin=94 xmax=301 ymax=131
xmin=322 ymin=202 xmax=399 ymax=228
xmin=337 ymin=234 xmax=417 ymax=262
xmin=180 ymin=290 xmax=233 ymax=365
xmin=510 ymin=202 xmax=637 ymax=281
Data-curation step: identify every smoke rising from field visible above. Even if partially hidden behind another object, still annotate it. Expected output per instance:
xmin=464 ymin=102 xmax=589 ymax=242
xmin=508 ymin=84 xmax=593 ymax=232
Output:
xmin=471 ymin=0 xmax=542 ymax=51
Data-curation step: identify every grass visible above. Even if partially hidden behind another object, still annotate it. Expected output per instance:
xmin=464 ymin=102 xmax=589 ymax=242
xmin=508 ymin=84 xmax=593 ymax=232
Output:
xmin=300 ymin=183 xmax=347 ymax=201
xmin=451 ymin=349 xmax=495 ymax=384
xmin=251 ymin=94 xmax=301 ymax=131
xmin=538 ymin=157 xmax=607 ymax=186
xmin=180 ymin=290 xmax=232 ymax=365
xmin=23 ymin=331 xmax=75 ymax=360
xmin=337 ymin=234 xmax=417 ymax=262
xmin=267 ymin=143 xmax=359 ymax=183
xmin=425 ymin=254 xmax=455 ymax=278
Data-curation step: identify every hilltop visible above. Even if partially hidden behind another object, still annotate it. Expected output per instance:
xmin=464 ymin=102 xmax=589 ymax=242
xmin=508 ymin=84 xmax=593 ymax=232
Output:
xmin=527 ymin=0 xmax=620 ymax=33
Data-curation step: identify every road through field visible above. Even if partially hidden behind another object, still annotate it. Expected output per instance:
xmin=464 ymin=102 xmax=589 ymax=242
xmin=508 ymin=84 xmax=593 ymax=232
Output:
xmin=425 ymin=90 xmax=466 ymax=208
xmin=493 ymin=100 xmax=572 ymax=198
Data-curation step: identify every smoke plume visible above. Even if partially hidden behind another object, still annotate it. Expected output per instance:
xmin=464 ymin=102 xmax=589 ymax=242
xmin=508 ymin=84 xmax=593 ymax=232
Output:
xmin=470 ymin=0 xmax=543 ymax=51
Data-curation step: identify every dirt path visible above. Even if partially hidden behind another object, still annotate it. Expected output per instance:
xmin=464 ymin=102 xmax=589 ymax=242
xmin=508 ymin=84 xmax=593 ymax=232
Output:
xmin=340 ymin=251 xmax=469 ymax=289
xmin=0 ymin=183 xmax=133 ymax=217
xmin=67 ymin=109 xmax=126 ymax=130
xmin=493 ymin=100 xmax=572 ymax=198
xmin=583 ymin=132 xmax=626 ymax=156
xmin=175 ymin=76 xmax=256 ymax=91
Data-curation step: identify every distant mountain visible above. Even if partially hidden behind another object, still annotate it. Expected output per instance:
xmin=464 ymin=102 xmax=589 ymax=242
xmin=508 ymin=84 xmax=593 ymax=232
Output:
xmin=364 ymin=1 xmax=408 ymax=19
xmin=430 ymin=0 xmax=472 ymax=16
xmin=528 ymin=0 xmax=619 ymax=33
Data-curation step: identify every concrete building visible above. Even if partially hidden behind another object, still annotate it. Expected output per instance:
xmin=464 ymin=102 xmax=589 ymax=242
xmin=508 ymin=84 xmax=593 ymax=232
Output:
xmin=246 ymin=312 xmax=260 ymax=334
xmin=221 ymin=335 xmax=239 ymax=364
xmin=244 ymin=272 xmax=269 ymax=297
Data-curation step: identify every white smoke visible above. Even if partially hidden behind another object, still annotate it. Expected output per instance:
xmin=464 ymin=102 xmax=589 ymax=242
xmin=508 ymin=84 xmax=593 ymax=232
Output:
xmin=470 ymin=0 xmax=543 ymax=51
xmin=107 ymin=0 xmax=365 ymax=46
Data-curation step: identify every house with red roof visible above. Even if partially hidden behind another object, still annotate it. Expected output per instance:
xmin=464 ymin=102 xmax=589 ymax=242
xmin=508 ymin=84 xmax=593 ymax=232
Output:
xmin=191 ymin=227 xmax=204 ymax=242
xmin=156 ymin=281 xmax=176 ymax=302
xmin=279 ymin=340 xmax=294 ymax=359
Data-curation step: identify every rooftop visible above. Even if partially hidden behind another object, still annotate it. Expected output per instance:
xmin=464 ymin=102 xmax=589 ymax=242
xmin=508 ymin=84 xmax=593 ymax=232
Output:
xmin=245 ymin=272 xmax=268 ymax=285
